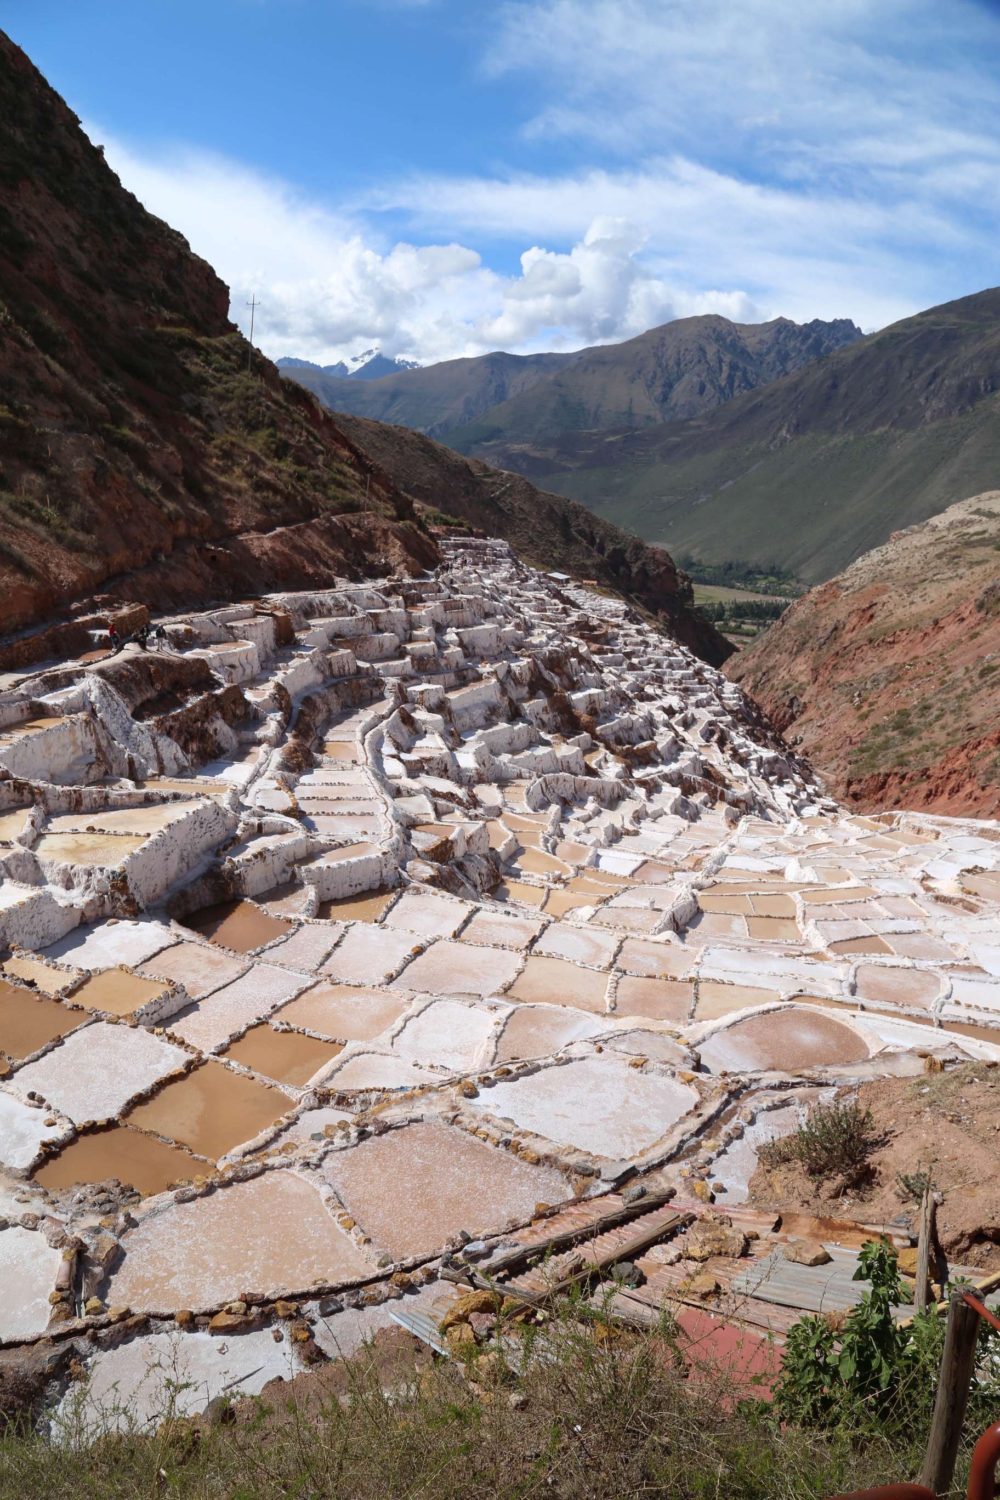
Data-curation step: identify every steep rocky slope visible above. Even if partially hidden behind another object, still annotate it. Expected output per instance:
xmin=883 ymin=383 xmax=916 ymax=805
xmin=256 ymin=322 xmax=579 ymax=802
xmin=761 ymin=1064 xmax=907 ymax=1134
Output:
xmin=283 ymin=316 xmax=860 ymax=445
xmin=728 ymin=492 xmax=1000 ymax=815
xmin=0 ymin=31 xmax=437 ymax=637
xmin=333 ymin=412 xmax=731 ymax=665
xmin=525 ymin=289 xmax=1000 ymax=582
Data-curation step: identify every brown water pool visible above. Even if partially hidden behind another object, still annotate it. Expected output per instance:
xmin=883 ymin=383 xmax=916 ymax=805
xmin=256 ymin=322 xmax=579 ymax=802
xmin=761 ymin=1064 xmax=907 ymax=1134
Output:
xmin=34 ymin=1125 xmax=201 ymax=1196
xmin=697 ymin=1006 xmax=871 ymax=1074
xmin=316 ymin=888 xmax=395 ymax=924
xmin=126 ymin=1061 xmax=290 ymax=1159
xmin=70 ymin=967 xmax=171 ymax=1018
xmin=0 ymin=981 xmax=82 ymax=1062
xmin=223 ymin=1024 xmax=343 ymax=1088
xmin=182 ymin=900 xmax=292 ymax=955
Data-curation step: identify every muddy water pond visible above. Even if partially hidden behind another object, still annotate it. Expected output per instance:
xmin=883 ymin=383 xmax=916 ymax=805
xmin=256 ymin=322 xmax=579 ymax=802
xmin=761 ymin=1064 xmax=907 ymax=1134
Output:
xmin=126 ymin=1062 xmax=290 ymax=1159
xmin=182 ymin=900 xmax=292 ymax=955
xmin=34 ymin=1126 xmax=201 ymax=1196
xmin=223 ymin=1024 xmax=343 ymax=1088
xmin=318 ymin=890 xmax=395 ymax=923
xmin=70 ymin=967 xmax=170 ymax=1018
xmin=0 ymin=981 xmax=82 ymax=1061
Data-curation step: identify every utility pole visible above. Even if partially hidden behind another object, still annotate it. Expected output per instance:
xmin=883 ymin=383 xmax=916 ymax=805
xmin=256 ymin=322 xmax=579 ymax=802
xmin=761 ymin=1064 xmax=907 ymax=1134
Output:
xmin=246 ymin=294 xmax=259 ymax=373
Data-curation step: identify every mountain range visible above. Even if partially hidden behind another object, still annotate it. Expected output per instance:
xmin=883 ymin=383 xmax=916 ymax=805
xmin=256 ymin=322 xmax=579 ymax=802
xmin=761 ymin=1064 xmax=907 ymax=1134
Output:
xmin=0 ymin=30 xmax=725 ymax=667
xmin=281 ymin=315 xmax=861 ymax=444
xmin=278 ymin=350 xmax=419 ymax=382
xmin=284 ymin=290 xmax=1000 ymax=586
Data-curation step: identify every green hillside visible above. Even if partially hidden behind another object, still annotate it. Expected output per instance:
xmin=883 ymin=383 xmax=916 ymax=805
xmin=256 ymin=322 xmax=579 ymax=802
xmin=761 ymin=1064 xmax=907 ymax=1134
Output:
xmin=517 ymin=290 xmax=1000 ymax=581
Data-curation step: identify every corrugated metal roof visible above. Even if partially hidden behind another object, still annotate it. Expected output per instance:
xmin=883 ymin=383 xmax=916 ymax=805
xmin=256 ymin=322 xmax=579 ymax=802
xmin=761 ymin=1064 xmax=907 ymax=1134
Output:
xmin=389 ymin=1304 xmax=449 ymax=1355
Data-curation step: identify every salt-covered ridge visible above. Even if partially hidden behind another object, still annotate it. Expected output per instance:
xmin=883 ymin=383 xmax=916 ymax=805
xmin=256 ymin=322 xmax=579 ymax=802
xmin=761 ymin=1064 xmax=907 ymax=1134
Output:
xmin=1 ymin=537 xmax=999 ymax=1426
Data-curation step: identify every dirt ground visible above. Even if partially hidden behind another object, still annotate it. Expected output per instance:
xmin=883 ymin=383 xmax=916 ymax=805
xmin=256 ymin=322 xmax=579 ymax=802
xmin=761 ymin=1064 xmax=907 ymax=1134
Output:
xmin=748 ymin=1062 xmax=1000 ymax=1270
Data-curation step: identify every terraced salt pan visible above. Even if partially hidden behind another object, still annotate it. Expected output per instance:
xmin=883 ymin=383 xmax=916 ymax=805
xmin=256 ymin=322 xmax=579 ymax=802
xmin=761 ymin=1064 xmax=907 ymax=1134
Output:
xmin=275 ymin=983 xmax=410 ymax=1043
xmin=13 ymin=1023 xmax=189 ymax=1125
xmin=34 ymin=1124 xmax=200 ymax=1195
xmin=0 ymin=1087 xmax=67 ymax=1169
xmin=616 ymin=938 xmax=692 ymax=980
xmin=318 ymin=890 xmax=395 ymax=923
xmin=261 ymin=924 xmax=343 ymax=972
xmin=322 ymin=926 xmax=417 ymax=985
xmin=493 ymin=1005 xmax=605 ymax=1064
xmin=321 ymin=1120 xmax=570 ymax=1258
xmin=46 ymin=918 xmax=176 ymax=971
xmin=0 ymin=981 xmax=82 ymax=1060
xmin=392 ymin=998 xmax=498 ymax=1072
xmin=69 ymin=967 xmax=171 ymax=1019
xmin=224 ymin=1024 xmax=342 ymax=1088
xmin=33 ymin=832 xmax=146 ymax=866
xmin=534 ymin=922 xmax=620 ymax=969
xmin=166 ymin=963 xmax=309 ymax=1052
xmin=509 ymin=955 xmax=609 ymax=1012
xmin=381 ymin=888 xmax=473 ymax=939
xmin=126 ymin=1061 xmax=291 ymax=1159
xmin=320 ymin=1050 xmax=438 ymax=1091
xmin=105 ymin=1172 xmax=375 ymax=1312
xmin=614 ymin=975 xmax=693 ymax=1023
xmin=0 ymin=1227 xmax=62 ymax=1340
xmin=0 ymin=806 xmax=29 ymax=841
xmin=697 ymin=1007 xmax=873 ymax=1074
xmin=45 ymin=803 xmax=196 ymax=837
xmin=393 ymin=940 xmax=521 ymax=996
xmin=469 ymin=1055 xmax=698 ymax=1159
xmin=51 ymin=1328 xmax=304 ymax=1436
xmin=137 ymin=941 xmax=248 ymax=1000
xmin=3 ymin=955 xmax=80 ymax=994
xmin=183 ymin=900 xmax=292 ymax=955
xmin=462 ymin=909 xmax=544 ymax=949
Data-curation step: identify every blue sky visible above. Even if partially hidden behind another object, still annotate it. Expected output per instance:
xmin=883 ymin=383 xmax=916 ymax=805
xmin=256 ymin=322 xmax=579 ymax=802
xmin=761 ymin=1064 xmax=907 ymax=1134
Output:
xmin=6 ymin=0 xmax=1000 ymax=364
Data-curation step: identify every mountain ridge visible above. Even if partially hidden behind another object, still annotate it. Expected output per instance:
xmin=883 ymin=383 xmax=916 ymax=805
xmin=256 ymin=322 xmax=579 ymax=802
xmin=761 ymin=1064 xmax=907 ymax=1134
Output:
xmin=280 ymin=314 xmax=862 ymax=445
xmin=497 ymin=287 xmax=1000 ymax=582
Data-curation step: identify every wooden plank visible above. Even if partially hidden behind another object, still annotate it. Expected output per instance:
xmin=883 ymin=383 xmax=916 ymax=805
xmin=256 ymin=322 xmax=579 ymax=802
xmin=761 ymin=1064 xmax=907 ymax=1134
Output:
xmin=915 ymin=1187 xmax=935 ymax=1315
xmin=469 ymin=1190 xmax=675 ymax=1279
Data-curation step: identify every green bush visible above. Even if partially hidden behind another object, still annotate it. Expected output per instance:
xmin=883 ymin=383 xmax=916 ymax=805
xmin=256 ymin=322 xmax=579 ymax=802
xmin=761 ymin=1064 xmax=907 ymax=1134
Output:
xmin=759 ymin=1101 xmax=882 ymax=1181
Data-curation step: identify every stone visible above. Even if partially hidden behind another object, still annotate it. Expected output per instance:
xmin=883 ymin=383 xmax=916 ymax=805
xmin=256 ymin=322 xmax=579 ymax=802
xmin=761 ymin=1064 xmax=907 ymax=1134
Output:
xmin=782 ymin=1241 xmax=832 ymax=1267
xmin=444 ymin=1322 xmax=478 ymax=1354
xmin=439 ymin=1290 xmax=502 ymax=1331
xmin=692 ymin=1180 xmax=715 ymax=1203
xmin=684 ymin=1218 xmax=748 ymax=1263
xmin=208 ymin=1311 xmax=252 ymax=1334
xmin=678 ymin=1270 xmax=722 ymax=1301
xmin=897 ymin=1247 xmax=920 ymax=1277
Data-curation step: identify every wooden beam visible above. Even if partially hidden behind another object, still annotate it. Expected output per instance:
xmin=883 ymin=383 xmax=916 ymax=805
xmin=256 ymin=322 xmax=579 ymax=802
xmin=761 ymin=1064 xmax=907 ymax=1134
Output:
xmin=920 ymin=1289 xmax=981 ymax=1496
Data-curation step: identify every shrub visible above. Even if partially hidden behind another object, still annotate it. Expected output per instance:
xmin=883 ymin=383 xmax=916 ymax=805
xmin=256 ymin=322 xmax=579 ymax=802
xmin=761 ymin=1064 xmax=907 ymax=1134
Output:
xmin=759 ymin=1101 xmax=881 ymax=1181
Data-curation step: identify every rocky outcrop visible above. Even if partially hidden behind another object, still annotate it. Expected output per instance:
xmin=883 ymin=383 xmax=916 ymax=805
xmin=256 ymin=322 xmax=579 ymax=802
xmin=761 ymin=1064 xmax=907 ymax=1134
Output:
xmin=728 ymin=492 xmax=1000 ymax=816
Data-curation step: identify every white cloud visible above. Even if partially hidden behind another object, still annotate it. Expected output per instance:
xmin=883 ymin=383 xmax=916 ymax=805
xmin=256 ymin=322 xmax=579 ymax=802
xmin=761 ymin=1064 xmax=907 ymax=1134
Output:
xmin=96 ymin=132 xmax=761 ymax=362
xmin=90 ymin=0 xmax=1000 ymax=363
